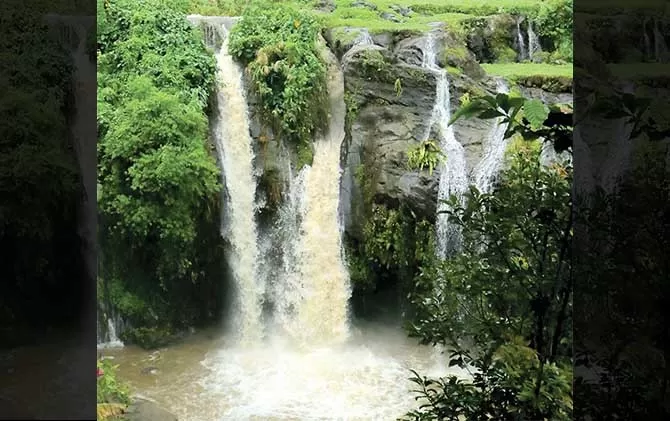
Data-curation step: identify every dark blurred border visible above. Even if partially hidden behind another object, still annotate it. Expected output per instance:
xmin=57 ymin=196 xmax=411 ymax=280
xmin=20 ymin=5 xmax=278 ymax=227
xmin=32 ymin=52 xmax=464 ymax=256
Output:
xmin=574 ymin=0 xmax=670 ymax=418
xmin=0 ymin=0 xmax=96 ymax=418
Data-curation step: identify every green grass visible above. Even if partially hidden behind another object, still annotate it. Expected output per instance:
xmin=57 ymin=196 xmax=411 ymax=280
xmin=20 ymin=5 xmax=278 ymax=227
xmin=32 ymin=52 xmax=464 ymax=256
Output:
xmin=481 ymin=63 xmax=573 ymax=79
xmin=187 ymin=0 xmax=552 ymax=33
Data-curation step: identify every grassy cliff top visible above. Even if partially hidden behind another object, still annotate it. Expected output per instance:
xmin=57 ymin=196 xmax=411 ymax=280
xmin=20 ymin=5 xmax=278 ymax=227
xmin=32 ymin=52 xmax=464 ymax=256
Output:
xmin=189 ymin=0 xmax=566 ymax=33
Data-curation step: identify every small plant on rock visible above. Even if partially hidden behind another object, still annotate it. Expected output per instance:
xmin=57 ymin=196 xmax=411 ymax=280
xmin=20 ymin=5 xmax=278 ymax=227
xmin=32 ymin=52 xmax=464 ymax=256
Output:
xmin=407 ymin=140 xmax=445 ymax=175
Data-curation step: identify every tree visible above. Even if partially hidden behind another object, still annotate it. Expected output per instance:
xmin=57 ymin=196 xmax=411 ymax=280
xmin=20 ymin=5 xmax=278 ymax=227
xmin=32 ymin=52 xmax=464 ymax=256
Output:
xmin=404 ymin=92 xmax=573 ymax=420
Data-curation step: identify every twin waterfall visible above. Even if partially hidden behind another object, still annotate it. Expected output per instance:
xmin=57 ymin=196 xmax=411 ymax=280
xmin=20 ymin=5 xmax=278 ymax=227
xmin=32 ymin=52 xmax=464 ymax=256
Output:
xmin=197 ymin=17 xmax=350 ymax=345
xmin=187 ymin=18 xmax=513 ymax=345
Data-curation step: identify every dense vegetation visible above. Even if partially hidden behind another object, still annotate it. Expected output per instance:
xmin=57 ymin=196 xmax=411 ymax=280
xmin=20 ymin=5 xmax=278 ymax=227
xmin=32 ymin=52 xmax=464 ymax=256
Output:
xmin=228 ymin=3 xmax=329 ymax=168
xmin=97 ymin=0 xmax=224 ymax=347
xmin=97 ymin=358 xmax=131 ymax=420
xmin=402 ymin=93 xmax=574 ymax=420
xmin=0 ymin=1 xmax=84 ymax=344
xmin=95 ymin=4 xmax=576 ymax=417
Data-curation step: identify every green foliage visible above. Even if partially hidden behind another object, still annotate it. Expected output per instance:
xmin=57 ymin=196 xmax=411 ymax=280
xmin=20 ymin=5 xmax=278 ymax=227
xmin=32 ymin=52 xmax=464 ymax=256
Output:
xmin=228 ymin=3 xmax=328 ymax=160
xmin=532 ymin=0 xmax=573 ymax=62
xmin=406 ymin=90 xmax=573 ymax=420
xmin=0 ymin=3 xmax=83 ymax=331
xmin=406 ymin=145 xmax=572 ymax=420
xmin=355 ymin=49 xmax=395 ymax=83
xmin=97 ymin=0 xmax=223 ymax=341
xmin=403 ymin=339 xmax=572 ymax=421
xmin=448 ymin=90 xmax=573 ymax=153
xmin=344 ymin=90 xmax=360 ymax=128
xmin=97 ymin=359 xmax=131 ymax=405
xmin=347 ymin=203 xmax=435 ymax=295
xmin=406 ymin=140 xmax=445 ymax=175
xmin=120 ymin=326 xmax=175 ymax=349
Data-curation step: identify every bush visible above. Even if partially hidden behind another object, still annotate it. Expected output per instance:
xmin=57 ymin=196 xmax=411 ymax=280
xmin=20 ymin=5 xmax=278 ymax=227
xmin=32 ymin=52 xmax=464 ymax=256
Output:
xmin=228 ymin=3 xmax=328 ymax=166
xmin=403 ymin=338 xmax=572 ymax=421
xmin=97 ymin=0 xmax=224 ymax=342
xmin=97 ymin=358 xmax=131 ymax=405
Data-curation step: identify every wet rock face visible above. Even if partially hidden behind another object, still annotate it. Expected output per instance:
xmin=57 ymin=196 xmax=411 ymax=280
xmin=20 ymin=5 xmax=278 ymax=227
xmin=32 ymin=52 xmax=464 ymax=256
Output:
xmin=335 ymin=28 xmax=573 ymax=237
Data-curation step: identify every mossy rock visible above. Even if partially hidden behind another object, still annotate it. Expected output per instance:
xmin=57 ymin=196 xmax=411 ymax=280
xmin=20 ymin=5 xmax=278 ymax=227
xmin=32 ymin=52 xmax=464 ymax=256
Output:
xmin=119 ymin=326 xmax=176 ymax=349
xmin=351 ymin=48 xmax=398 ymax=84
xmin=516 ymin=75 xmax=573 ymax=93
xmin=434 ymin=27 xmax=486 ymax=80
xmin=460 ymin=14 xmax=517 ymax=64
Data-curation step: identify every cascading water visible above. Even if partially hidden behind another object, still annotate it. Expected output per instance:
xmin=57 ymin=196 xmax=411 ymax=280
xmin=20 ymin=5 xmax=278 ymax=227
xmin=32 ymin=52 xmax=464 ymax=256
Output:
xmin=341 ymin=28 xmax=377 ymax=66
xmin=202 ymin=19 xmax=264 ymax=344
xmin=600 ymin=83 xmax=635 ymax=192
xmin=285 ymin=43 xmax=351 ymax=344
xmin=421 ymin=33 xmax=468 ymax=258
xmin=516 ymin=16 xmax=528 ymax=61
xmin=527 ymin=20 xmax=542 ymax=62
xmin=472 ymin=79 xmax=510 ymax=193
xmin=270 ymin=157 xmax=309 ymax=336
xmin=100 ymin=19 xmax=474 ymax=421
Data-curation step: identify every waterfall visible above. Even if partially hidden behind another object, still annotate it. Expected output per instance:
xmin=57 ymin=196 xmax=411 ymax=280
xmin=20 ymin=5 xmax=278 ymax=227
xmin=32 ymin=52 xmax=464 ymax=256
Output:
xmin=44 ymin=15 xmax=104 ymax=344
xmin=203 ymin=21 xmax=264 ymax=344
xmin=271 ymin=159 xmax=309 ymax=337
xmin=527 ymin=20 xmax=542 ymax=62
xmin=516 ymin=17 xmax=528 ymax=61
xmin=97 ymin=310 xmax=124 ymax=349
xmin=341 ymin=28 xmax=377 ymax=65
xmin=654 ymin=18 xmax=667 ymax=61
xmin=472 ymin=79 xmax=510 ymax=194
xmin=288 ymin=43 xmax=351 ymax=344
xmin=421 ymin=33 xmax=468 ymax=258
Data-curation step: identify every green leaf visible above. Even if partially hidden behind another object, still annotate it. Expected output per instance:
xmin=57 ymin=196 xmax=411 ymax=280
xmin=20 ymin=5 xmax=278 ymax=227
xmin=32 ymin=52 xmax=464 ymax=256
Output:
xmin=448 ymin=99 xmax=489 ymax=125
xmin=523 ymin=99 xmax=549 ymax=130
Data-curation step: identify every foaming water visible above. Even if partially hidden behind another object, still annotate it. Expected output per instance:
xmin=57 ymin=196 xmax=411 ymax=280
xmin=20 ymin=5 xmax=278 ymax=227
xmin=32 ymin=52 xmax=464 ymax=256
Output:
xmin=472 ymin=79 xmax=510 ymax=193
xmin=103 ymin=324 xmax=470 ymax=421
xmin=288 ymin=44 xmax=351 ymax=344
xmin=210 ymin=25 xmax=264 ymax=343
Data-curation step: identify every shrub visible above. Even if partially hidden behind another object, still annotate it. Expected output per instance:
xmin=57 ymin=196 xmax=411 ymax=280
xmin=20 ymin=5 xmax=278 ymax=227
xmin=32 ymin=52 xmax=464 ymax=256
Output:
xmin=228 ymin=3 xmax=328 ymax=166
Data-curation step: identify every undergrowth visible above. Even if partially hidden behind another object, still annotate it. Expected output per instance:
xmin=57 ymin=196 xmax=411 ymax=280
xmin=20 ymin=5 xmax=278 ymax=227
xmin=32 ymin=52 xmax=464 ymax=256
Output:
xmin=228 ymin=3 xmax=329 ymax=168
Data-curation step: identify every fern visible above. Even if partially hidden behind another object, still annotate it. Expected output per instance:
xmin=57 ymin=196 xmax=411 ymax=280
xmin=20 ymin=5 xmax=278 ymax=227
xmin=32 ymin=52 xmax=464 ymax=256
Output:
xmin=407 ymin=140 xmax=445 ymax=175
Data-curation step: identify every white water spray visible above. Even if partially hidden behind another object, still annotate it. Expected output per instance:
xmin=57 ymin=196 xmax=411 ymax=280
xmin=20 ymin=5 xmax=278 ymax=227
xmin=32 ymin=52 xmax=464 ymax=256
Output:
xmin=472 ymin=79 xmax=510 ymax=193
xmin=516 ymin=17 xmax=528 ymax=60
xmin=288 ymin=42 xmax=351 ymax=344
xmin=421 ymin=33 xmax=468 ymax=258
xmin=205 ymin=21 xmax=264 ymax=344
xmin=527 ymin=20 xmax=542 ymax=62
